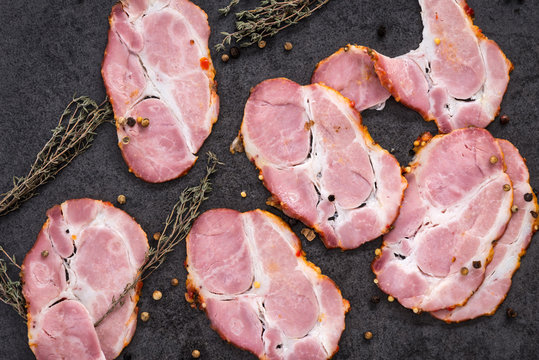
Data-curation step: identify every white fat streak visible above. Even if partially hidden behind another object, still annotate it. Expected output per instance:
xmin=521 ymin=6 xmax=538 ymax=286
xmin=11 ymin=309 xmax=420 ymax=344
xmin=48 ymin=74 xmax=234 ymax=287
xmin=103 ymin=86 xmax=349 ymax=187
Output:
xmin=382 ymin=136 xmax=513 ymax=308
xmin=243 ymin=84 xmax=402 ymax=246
xmin=314 ymin=87 xmax=401 ymax=233
xmin=29 ymin=296 xmax=107 ymax=360
xmin=188 ymin=211 xmax=347 ymax=358
xmin=33 ymin=201 xmax=144 ymax=357
xmin=123 ymin=1 xmax=214 ymax=153
xmin=414 ymin=0 xmax=499 ymax=130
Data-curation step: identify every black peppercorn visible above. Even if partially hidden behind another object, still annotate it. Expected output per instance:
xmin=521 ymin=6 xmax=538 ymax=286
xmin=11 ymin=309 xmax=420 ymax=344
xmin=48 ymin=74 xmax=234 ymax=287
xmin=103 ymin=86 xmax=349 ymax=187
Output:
xmin=524 ymin=193 xmax=533 ymax=202
xmin=230 ymin=46 xmax=240 ymax=59
xmin=506 ymin=307 xmax=517 ymax=318
xmin=377 ymin=25 xmax=386 ymax=38
xmin=500 ymin=114 xmax=510 ymax=125
xmin=473 ymin=261 xmax=481 ymax=269
xmin=328 ymin=194 xmax=335 ymax=202
xmin=127 ymin=117 xmax=136 ymax=127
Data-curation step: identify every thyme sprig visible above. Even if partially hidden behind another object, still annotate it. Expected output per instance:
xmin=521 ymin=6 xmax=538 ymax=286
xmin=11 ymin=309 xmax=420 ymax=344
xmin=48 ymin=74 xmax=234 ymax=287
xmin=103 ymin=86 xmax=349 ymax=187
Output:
xmin=94 ymin=153 xmax=221 ymax=327
xmin=0 ymin=96 xmax=113 ymax=217
xmin=216 ymin=0 xmax=329 ymax=51
xmin=0 ymin=246 xmax=25 ymax=319
xmin=218 ymin=0 xmax=240 ymax=16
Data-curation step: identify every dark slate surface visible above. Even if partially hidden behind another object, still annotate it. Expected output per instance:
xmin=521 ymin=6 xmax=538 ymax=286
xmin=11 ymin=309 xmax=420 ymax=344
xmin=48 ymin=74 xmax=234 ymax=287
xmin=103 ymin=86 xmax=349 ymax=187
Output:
xmin=0 ymin=0 xmax=537 ymax=359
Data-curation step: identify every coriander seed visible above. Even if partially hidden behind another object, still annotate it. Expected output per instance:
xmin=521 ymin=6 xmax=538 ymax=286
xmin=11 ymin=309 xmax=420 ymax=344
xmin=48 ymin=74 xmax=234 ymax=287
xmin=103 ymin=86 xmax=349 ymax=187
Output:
xmin=140 ymin=312 xmax=150 ymax=322
xmin=117 ymin=195 xmax=126 ymax=204
xmin=153 ymin=290 xmax=162 ymax=301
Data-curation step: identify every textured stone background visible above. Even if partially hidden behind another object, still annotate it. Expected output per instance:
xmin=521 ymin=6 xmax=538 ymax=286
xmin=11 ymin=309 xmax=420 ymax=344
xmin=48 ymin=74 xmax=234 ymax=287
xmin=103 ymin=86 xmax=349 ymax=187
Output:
xmin=0 ymin=0 xmax=537 ymax=359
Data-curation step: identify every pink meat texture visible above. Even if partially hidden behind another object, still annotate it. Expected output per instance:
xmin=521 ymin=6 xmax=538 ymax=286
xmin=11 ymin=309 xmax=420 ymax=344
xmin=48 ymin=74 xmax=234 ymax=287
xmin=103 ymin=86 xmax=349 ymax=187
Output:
xmin=432 ymin=140 xmax=538 ymax=321
xmin=102 ymin=0 xmax=219 ymax=183
xmin=312 ymin=45 xmax=390 ymax=113
xmin=372 ymin=128 xmax=514 ymax=312
xmin=186 ymin=209 xmax=350 ymax=360
xmin=22 ymin=199 xmax=148 ymax=360
xmin=241 ymin=78 xmax=406 ymax=249
xmin=312 ymin=0 xmax=512 ymax=133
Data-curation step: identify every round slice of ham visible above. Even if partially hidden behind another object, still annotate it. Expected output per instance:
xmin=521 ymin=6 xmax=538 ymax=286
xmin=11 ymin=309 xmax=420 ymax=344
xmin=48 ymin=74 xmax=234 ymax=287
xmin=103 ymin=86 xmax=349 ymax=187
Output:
xmin=241 ymin=78 xmax=406 ymax=250
xmin=372 ymin=0 xmax=512 ymax=133
xmin=312 ymin=1 xmax=512 ymax=133
xmin=431 ymin=139 xmax=538 ymax=322
xmin=186 ymin=209 xmax=350 ymax=359
xmin=22 ymin=199 xmax=148 ymax=360
xmin=372 ymin=128 xmax=513 ymax=312
xmin=102 ymin=0 xmax=219 ymax=183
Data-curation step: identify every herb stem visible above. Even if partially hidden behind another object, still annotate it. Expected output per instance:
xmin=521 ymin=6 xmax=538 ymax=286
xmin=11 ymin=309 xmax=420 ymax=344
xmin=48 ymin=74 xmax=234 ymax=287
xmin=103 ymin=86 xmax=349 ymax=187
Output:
xmin=216 ymin=0 xmax=330 ymax=51
xmin=0 ymin=246 xmax=25 ymax=319
xmin=0 ymin=96 xmax=113 ymax=217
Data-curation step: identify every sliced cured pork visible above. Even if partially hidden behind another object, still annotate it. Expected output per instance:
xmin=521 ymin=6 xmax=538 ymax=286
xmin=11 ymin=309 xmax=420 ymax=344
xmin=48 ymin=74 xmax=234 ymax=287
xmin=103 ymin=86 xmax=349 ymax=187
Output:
xmin=102 ymin=0 xmax=219 ymax=183
xmin=312 ymin=45 xmax=390 ymax=113
xmin=241 ymin=78 xmax=406 ymax=249
xmin=432 ymin=140 xmax=538 ymax=322
xmin=22 ymin=199 xmax=148 ymax=360
xmin=372 ymin=128 xmax=513 ymax=312
xmin=313 ymin=1 xmax=512 ymax=133
xmin=186 ymin=209 xmax=349 ymax=359
xmin=372 ymin=0 xmax=512 ymax=132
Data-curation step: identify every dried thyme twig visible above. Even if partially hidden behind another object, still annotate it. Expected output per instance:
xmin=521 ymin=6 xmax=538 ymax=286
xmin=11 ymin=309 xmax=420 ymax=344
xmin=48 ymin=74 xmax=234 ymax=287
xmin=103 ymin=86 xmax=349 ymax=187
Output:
xmin=0 ymin=246 xmax=25 ymax=319
xmin=94 ymin=153 xmax=221 ymax=327
xmin=0 ymin=96 xmax=113 ymax=217
xmin=216 ymin=0 xmax=330 ymax=51
xmin=219 ymin=0 xmax=241 ymax=16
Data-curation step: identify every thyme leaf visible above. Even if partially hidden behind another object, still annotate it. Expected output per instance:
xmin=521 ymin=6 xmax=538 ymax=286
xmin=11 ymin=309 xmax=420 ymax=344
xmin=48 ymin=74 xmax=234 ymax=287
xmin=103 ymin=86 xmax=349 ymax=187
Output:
xmin=219 ymin=0 xmax=241 ymax=16
xmin=94 ymin=152 xmax=221 ymax=327
xmin=0 ymin=246 xmax=25 ymax=319
xmin=0 ymin=96 xmax=113 ymax=217
xmin=216 ymin=0 xmax=330 ymax=51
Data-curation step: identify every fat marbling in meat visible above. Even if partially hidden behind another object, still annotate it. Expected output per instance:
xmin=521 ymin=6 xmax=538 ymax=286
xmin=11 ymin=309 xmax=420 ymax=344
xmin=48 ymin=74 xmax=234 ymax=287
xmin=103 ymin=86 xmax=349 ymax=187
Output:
xmin=312 ymin=0 xmax=512 ymax=133
xmin=22 ymin=199 xmax=148 ymax=359
xmin=372 ymin=128 xmax=513 ymax=312
xmin=186 ymin=209 xmax=349 ymax=360
xmin=432 ymin=140 xmax=538 ymax=321
xmin=373 ymin=0 xmax=512 ymax=132
xmin=102 ymin=0 xmax=219 ymax=183
xmin=241 ymin=78 xmax=406 ymax=250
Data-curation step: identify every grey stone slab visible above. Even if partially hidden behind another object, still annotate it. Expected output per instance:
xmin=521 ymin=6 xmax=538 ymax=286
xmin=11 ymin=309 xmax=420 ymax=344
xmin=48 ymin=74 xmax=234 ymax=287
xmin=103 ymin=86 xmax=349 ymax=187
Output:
xmin=0 ymin=0 xmax=536 ymax=359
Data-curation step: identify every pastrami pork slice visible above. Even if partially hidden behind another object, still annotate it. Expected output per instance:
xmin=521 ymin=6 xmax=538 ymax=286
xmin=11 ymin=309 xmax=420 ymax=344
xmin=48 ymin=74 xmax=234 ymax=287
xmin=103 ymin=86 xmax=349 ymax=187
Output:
xmin=372 ymin=0 xmax=512 ymax=132
xmin=312 ymin=1 xmax=511 ymax=133
xmin=241 ymin=78 xmax=406 ymax=250
xmin=432 ymin=140 xmax=538 ymax=321
xmin=22 ymin=199 xmax=148 ymax=359
xmin=372 ymin=128 xmax=513 ymax=312
xmin=186 ymin=209 xmax=349 ymax=359
xmin=102 ymin=0 xmax=219 ymax=183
